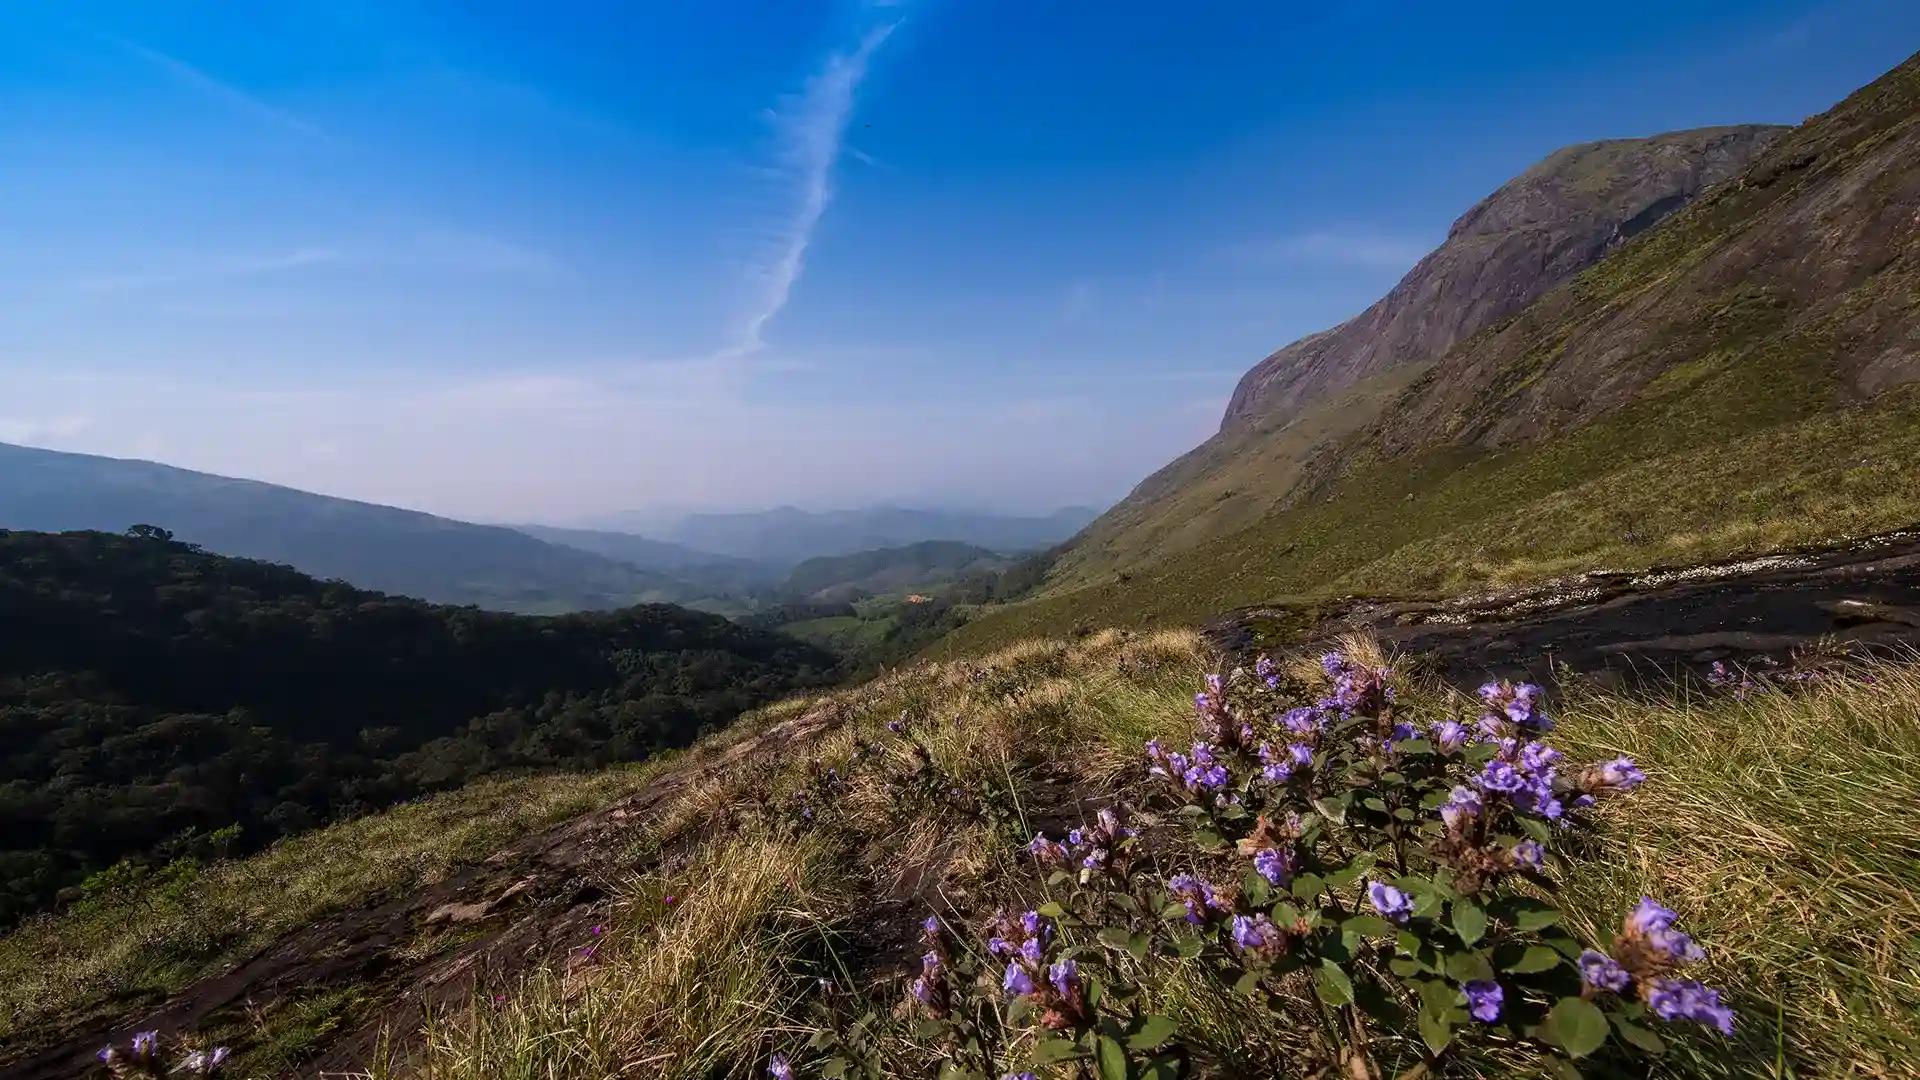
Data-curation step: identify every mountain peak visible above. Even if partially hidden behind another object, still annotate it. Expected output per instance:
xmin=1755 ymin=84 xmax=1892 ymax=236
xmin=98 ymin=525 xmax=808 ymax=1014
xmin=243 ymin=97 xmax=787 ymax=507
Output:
xmin=1221 ymin=123 xmax=1786 ymax=434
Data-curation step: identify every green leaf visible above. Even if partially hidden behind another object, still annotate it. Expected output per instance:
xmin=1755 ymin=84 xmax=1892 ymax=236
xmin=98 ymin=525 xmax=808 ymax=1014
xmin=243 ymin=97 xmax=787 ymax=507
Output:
xmin=1140 ymin=1056 xmax=1181 ymax=1080
xmin=1233 ymin=970 xmax=1262 ymax=996
xmin=1128 ymin=1014 xmax=1179 ymax=1051
xmin=1037 ymin=901 xmax=1067 ymax=918
xmin=1242 ymin=871 xmax=1272 ymax=906
xmin=1343 ymin=914 xmax=1395 ymax=937
xmin=1035 ymin=1036 xmax=1083 ymax=1063
xmin=1445 ymin=950 xmax=1494 ymax=983
xmin=1613 ymin=1017 xmax=1666 ymax=1054
xmin=1547 ymin=997 xmax=1610 ymax=1058
xmin=1095 ymin=1034 xmax=1129 ymax=1080
xmin=1315 ymin=959 xmax=1355 ymax=1006
xmin=1452 ymin=901 xmax=1487 ymax=946
xmin=912 ymin=1019 xmax=948 ymax=1039
xmin=1514 ymin=906 xmax=1562 ymax=932
xmin=1312 ymin=795 xmax=1350 ymax=824
xmin=1418 ymin=1004 xmax=1453 ymax=1055
xmin=1192 ymin=828 xmax=1225 ymax=851
xmin=822 ymin=1058 xmax=850 ymax=1079
xmin=1502 ymin=944 xmax=1563 ymax=974
xmin=1290 ymin=872 xmax=1327 ymax=900
xmin=1100 ymin=926 xmax=1135 ymax=952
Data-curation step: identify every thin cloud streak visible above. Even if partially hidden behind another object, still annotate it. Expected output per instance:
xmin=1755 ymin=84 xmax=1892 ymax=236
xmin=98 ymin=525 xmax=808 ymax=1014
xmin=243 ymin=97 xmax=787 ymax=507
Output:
xmin=723 ymin=20 xmax=900 ymax=358
xmin=108 ymin=34 xmax=332 ymax=142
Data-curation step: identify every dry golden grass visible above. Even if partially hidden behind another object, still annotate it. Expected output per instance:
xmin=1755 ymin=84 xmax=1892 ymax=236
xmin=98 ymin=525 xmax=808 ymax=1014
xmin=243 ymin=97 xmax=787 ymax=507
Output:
xmin=403 ymin=828 xmax=847 ymax=1080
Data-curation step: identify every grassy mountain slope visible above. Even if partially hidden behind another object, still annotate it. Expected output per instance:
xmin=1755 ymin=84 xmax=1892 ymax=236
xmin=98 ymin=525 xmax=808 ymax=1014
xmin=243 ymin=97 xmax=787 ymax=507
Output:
xmin=0 ymin=443 xmax=712 ymax=614
xmin=1046 ymin=127 xmax=1783 ymax=594
xmin=6 ymin=632 xmax=1913 ymax=1076
xmin=941 ymin=52 xmax=1920 ymax=655
xmin=0 ymin=529 xmax=832 ymax=925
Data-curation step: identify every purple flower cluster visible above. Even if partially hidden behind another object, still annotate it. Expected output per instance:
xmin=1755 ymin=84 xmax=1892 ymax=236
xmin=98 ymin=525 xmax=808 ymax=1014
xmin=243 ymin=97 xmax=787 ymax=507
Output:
xmin=1253 ymin=846 xmax=1295 ymax=887
xmin=1257 ymin=740 xmax=1313 ymax=783
xmin=1580 ymin=898 xmax=1732 ymax=1036
xmin=987 ymin=909 xmax=1087 ymax=1029
xmin=1254 ymin=654 xmax=1281 ymax=690
xmin=768 ymin=1052 xmax=794 ymax=1080
xmin=911 ymin=915 xmax=950 ymax=1014
xmin=1148 ymin=740 xmax=1232 ymax=794
xmin=96 ymin=1031 xmax=229 ymax=1076
xmin=1318 ymin=652 xmax=1394 ymax=715
xmin=1230 ymin=913 xmax=1288 ymax=961
xmin=1473 ymin=738 xmax=1566 ymax=821
xmin=1052 ymin=806 xmax=1138 ymax=875
xmin=1167 ymin=873 xmax=1229 ymax=924
xmin=1477 ymin=679 xmax=1551 ymax=734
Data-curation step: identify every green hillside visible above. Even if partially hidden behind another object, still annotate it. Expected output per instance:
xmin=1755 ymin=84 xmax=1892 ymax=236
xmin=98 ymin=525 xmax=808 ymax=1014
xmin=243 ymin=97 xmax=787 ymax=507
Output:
xmin=780 ymin=539 xmax=1008 ymax=599
xmin=0 ymin=529 xmax=833 ymax=926
xmin=939 ymin=50 xmax=1920 ymax=656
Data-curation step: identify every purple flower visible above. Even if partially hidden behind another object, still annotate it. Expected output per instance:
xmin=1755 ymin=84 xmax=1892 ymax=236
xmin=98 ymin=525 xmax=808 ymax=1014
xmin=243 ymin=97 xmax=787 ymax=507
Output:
xmin=1255 ymin=656 xmax=1275 ymax=679
xmin=1026 ymin=833 xmax=1068 ymax=865
xmin=1168 ymin=874 xmax=1221 ymax=923
xmin=1184 ymin=762 xmax=1231 ymax=791
xmin=1280 ymin=707 xmax=1318 ymax=735
xmin=922 ymin=914 xmax=941 ymax=937
xmin=1022 ymin=910 xmax=1051 ymax=942
xmin=1003 ymin=1074 xmax=1039 ymax=1080
xmin=1464 ymin=980 xmax=1503 ymax=1023
xmin=769 ymin=1053 xmax=794 ymax=1080
xmin=1626 ymin=898 xmax=1705 ymax=963
xmin=1144 ymin=737 xmax=1165 ymax=760
xmin=1367 ymin=881 xmax=1414 ymax=924
xmin=1230 ymin=913 xmax=1286 ymax=957
xmin=1287 ymin=742 xmax=1313 ymax=767
xmin=1432 ymin=720 xmax=1468 ymax=753
xmin=178 ymin=1047 xmax=232 ymax=1075
xmin=1048 ymin=958 xmax=1079 ymax=996
xmin=887 ymin=719 xmax=905 ymax=734
xmin=1002 ymin=962 xmax=1036 ymax=996
xmin=1020 ymin=936 xmax=1045 ymax=963
xmin=1320 ymin=652 xmax=1347 ymax=678
xmin=1477 ymin=760 xmax=1526 ymax=793
xmin=1590 ymin=756 xmax=1646 ymax=793
xmin=1440 ymin=785 xmax=1483 ymax=831
xmin=1510 ymin=840 xmax=1545 ymax=869
xmin=1254 ymin=847 xmax=1293 ymax=887
xmin=1649 ymin=979 xmax=1735 ymax=1035
xmin=129 ymin=1031 xmax=159 ymax=1062
xmin=96 ymin=1047 xmax=116 ymax=1065
xmin=1578 ymin=949 xmax=1631 ymax=992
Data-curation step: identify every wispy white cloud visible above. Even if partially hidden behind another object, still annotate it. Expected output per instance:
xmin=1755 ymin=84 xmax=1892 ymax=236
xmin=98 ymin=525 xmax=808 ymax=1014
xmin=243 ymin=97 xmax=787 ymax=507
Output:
xmin=70 ymin=230 xmax=565 ymax=294
xmin=107 ymin=35 xmax=332 ymax=142
xmin=722 ymin=20 xmax=901 ymax=358
xmin=75 ymin=248 xmax=346 ymax=293
xmin=1227 ymin=229 xmax=1432 ymax=272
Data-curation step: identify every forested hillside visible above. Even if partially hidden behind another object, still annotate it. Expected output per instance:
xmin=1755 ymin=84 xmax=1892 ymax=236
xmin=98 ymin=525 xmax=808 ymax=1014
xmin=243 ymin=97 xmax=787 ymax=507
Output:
xmin=0 ymin=529 xmax=834 ymax=926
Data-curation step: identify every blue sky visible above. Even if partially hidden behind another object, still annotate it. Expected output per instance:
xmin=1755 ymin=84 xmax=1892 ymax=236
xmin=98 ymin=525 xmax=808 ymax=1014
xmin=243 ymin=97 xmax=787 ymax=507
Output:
xmin=3 ymin=1 xmax=1916 ymax=526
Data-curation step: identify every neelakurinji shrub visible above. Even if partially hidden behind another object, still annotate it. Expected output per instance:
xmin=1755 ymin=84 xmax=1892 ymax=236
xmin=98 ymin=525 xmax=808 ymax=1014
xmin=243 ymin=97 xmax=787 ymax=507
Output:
xmin=821 ymin=651 xmax=1733 ymax=1079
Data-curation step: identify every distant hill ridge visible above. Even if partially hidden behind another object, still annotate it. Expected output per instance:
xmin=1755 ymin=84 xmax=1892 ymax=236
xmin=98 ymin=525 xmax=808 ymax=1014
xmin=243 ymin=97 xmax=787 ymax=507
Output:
xmin=0 ymin=441 xmax=715 ymax=614
xmin=662 ymin=504 xmax=1097 ymax=565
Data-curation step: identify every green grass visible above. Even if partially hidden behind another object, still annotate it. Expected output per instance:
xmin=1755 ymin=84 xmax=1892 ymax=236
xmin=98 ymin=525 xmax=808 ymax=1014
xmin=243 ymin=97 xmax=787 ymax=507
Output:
xmin=0 ymin=761 xmax=674 ymax=1054
xmin=1550 ymin=663 xmax=1920 ymax=1076
xmin=935 ymin=371 xmax=1920 ymax=658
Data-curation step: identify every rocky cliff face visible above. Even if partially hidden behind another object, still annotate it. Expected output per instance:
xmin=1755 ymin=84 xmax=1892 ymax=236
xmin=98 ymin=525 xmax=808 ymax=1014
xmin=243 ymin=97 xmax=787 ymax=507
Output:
xmin=1219 ymin=125 xmax=1786 ymax=433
